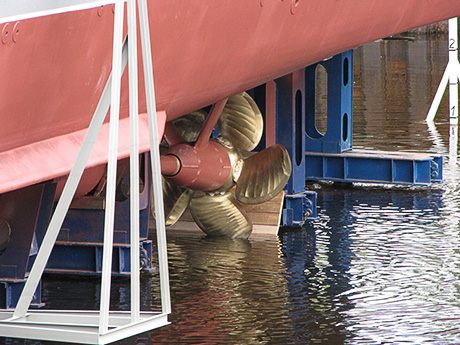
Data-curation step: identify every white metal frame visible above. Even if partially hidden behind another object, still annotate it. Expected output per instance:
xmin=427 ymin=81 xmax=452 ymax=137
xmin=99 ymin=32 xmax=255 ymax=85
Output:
xmin=0 ymin=0 xmax=170 ymax=343
xmin=0 ymin=0 xmax=124 ymax=24
xmin=426 ymin=17 xmax=460 ymax=124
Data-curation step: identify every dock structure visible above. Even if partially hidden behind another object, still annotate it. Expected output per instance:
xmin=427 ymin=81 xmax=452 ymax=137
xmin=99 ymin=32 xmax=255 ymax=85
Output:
xmin=252 ymin=50 xmax=442 ymax=227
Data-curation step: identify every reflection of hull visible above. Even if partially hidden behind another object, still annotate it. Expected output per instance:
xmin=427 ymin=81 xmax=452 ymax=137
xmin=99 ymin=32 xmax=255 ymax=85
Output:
xmin=1 ymin=1 xmax=460 ymax=193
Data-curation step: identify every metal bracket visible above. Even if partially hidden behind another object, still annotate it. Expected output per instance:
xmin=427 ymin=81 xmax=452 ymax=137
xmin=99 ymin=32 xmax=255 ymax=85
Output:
xmin=282 ymin=191 xmax=317 ymax=227
xmin=305 ymin=50 xmax=353 ymax=153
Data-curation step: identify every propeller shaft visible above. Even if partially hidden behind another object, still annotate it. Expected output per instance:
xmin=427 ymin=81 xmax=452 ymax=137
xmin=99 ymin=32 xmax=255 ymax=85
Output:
xmin=160 ymin=155 xmax=181 ymax=176
xmin=164 ymin=141 xmax=231 ymax=191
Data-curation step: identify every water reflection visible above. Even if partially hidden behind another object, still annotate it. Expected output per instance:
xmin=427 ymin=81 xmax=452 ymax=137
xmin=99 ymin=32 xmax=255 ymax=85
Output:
xmin=280 ymin=220 xmax=352 ymax=343
xmin=450 ymin=125 xmax=459 ymax=165
xmin=353 ymin=35 xmax=451 ymax=153
xmin=147 ymin=235 xmax=293 ymax=344
xmin=308 ymin=186 xmax=452 ymax=344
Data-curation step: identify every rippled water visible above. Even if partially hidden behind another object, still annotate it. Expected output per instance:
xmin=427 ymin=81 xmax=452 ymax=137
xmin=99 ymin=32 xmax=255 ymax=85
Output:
xmin=3 ymin=34 xmax=460 ymax=345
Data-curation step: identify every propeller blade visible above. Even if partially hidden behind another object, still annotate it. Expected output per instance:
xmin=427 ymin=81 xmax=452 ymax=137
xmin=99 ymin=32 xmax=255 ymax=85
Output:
xmin=189 ymin=192 xmax=253 ymax=239
xmin=154 ymin=178 xmax=193 ymax=226
xmin=172 ymin=109 xmax=207 ymax=143
xmin=218 ymin=92 xmax=263 ymax=152
xmin=235 ymin=144 xmax=291 ymax=204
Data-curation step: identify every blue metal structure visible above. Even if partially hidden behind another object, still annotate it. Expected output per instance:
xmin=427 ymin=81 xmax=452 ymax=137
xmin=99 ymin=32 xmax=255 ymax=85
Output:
xmin=252 ymin=73 xmax=318 ymax=227
xmin=268 ymin=49 xmax=442 ymax=226
xmin=0 ymin=158 xmax=154 ymax=309
xmin=282 ymin=191 xmax=317 ymax=227
xmin=38 ymin=156 xmax=154 ymax=276
xmin=305 ymin=51 xmax=353 ymax=154
xmin=0 ymin=156 xmax=154 ymax=308
xmin=0 ymin=183 xmax=55 ymax=308
xmin=306 ymin=150 xmax=442 ymax=185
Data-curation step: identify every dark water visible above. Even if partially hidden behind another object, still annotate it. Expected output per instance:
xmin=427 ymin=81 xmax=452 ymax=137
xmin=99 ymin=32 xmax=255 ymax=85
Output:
xmin=3 ymin=34 xmax=460 ymax=345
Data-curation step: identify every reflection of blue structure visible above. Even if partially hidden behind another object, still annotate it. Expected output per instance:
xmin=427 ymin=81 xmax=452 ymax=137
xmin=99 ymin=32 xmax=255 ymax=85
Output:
xmin=279 ymin=185 xmax=443 ymax=342
xmin=279 ymin=212 xmax=353 ymax=342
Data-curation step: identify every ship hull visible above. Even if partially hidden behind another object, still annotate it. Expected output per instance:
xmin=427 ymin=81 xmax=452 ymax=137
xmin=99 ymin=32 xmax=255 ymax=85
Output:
xmin=0 ymin=0 xmax=459 ymax=193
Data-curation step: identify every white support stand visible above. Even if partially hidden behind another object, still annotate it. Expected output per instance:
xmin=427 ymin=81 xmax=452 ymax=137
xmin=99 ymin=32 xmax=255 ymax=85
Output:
xmin=426 ymin=17 xmax=460 ymax=165
xmin=426 ymin=17 xmax=460 ymax=124
xmin=0 ymin=0 xmax=170 ymax=344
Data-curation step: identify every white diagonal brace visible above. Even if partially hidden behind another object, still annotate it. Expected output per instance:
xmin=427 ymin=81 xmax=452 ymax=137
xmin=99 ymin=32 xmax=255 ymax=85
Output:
xmin=127 ymin=0 xmax=141 ymax=323
xmin=138 ymin=0 xmax=171 ymax=314
xmin=426 ymin=64 xmax=450 ymax=122
xmin=99 ymin=0 xmax=125 ymax=334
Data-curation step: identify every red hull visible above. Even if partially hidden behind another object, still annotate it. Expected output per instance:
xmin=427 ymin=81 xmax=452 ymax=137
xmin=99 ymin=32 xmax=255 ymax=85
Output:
xmin=1 ymin=0 xmax=460 ymax=193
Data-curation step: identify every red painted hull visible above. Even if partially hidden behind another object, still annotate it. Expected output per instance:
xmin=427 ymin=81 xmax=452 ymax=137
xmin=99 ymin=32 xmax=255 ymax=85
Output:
xmin=1 ymin=0 xmax=459 ymax=194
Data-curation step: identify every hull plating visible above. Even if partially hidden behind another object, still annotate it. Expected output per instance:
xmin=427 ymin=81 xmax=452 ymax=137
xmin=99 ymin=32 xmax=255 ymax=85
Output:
xmin=0 ymin=0 xmax=459 ymax=193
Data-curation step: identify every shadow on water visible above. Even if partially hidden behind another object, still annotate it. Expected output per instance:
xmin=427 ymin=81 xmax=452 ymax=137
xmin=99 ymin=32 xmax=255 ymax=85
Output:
xmin=4 ymin=33 xmax=460 ymax=345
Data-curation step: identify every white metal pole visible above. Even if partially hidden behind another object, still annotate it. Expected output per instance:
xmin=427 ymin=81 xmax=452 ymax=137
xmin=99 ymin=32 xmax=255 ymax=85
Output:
xmin=12 ymin=40 xmax=129 ymax=321
xmin=138 ymin=0 xmax=171 ymax=315
xmin=127 ymin=0 xmax=141 ymax=323
xmin=99 ymin=0 xmax=124 ymax=334
xmin=449 ymin=18 xmax=459 ymax=125
xmin=450 ymin=79 xmax=459 ymax=125
xmin=426 ymin=66 xmax=449 ymax=122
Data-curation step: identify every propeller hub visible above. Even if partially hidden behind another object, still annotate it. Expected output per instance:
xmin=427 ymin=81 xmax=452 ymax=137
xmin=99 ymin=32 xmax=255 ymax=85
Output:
xmin=165 ymin=141 xmax=232 ymax=191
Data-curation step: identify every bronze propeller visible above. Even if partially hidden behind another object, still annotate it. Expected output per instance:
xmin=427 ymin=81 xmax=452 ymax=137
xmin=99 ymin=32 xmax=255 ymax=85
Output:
xmin=157 ymin=92 xmax=291 ymax=239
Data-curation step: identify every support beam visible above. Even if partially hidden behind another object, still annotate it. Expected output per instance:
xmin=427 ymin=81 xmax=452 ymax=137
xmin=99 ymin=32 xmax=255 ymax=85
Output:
xmin=305 ymin=150 xmax=442 ymax=185
xmin=305 ymin=51 xmax=353 ymax=153
xmin=0 ymin=183 xmax=56 ymax=308
xmin=275 ymin=70 xmax=306 ymax=194
xmin=261 ymin=71 xmax=318 ymax=226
